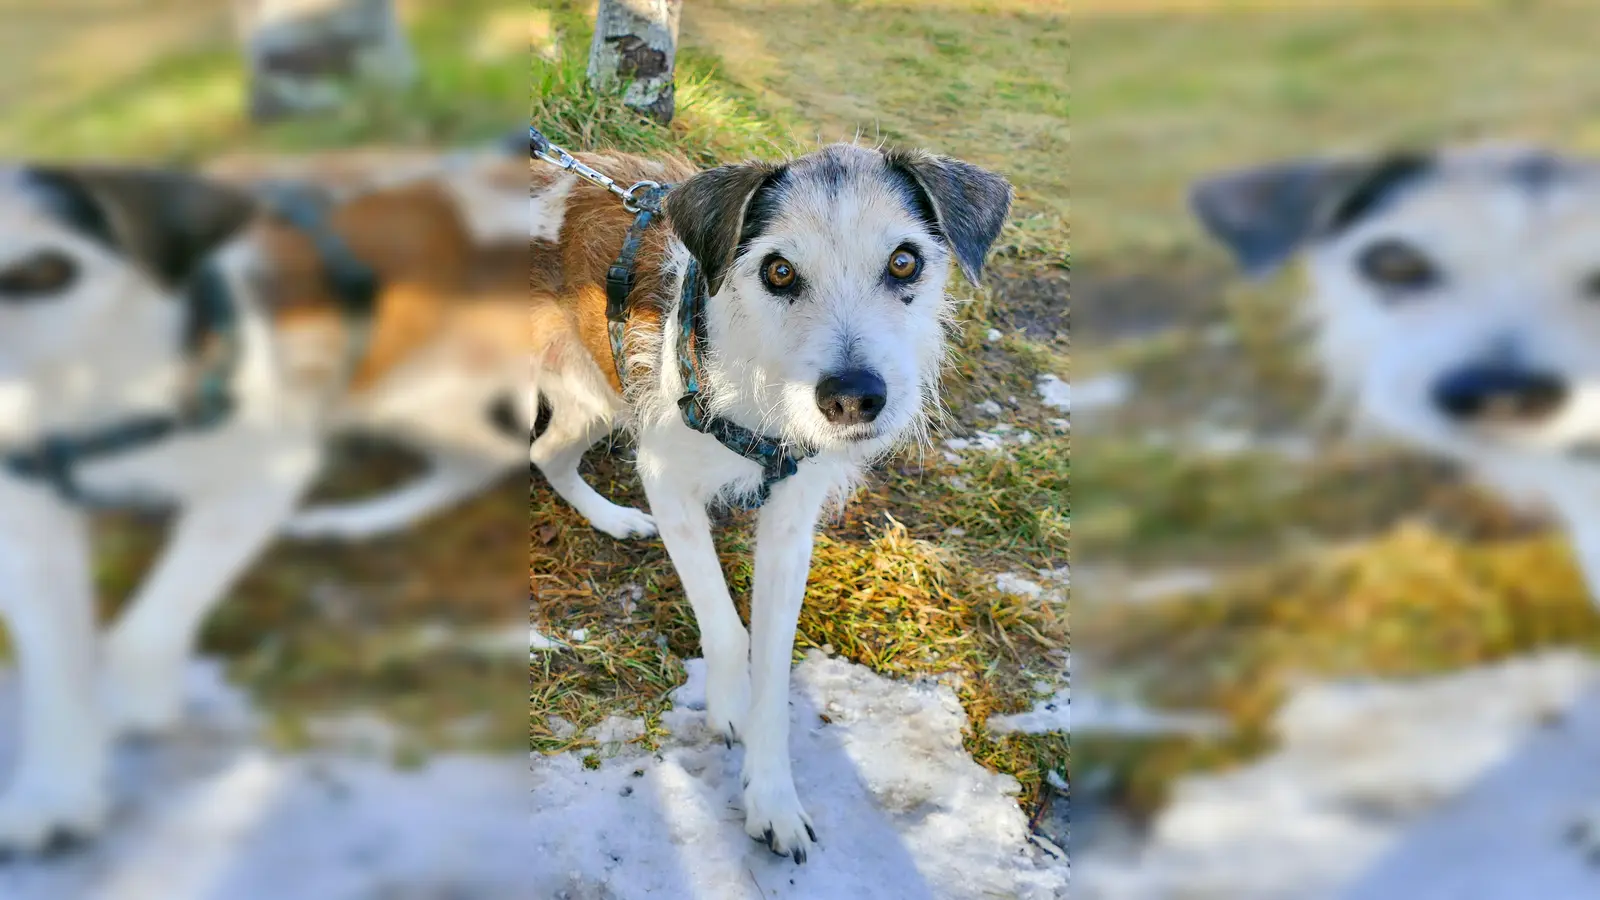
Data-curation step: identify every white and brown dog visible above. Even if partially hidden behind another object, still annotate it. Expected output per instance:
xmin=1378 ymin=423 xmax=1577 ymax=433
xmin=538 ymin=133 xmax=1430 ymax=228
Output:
xmin=1192 ymin=144 xmax=1600 ymax=853
xmin=0 ymin=142 xmax=527 ymax=852
xmin=535 ymin=143 xmax=1012 ymax=862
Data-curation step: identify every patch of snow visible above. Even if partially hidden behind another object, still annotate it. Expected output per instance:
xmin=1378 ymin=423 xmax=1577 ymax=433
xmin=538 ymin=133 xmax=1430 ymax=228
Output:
xmin=0 ymin=660 xmax=530 ymax=900
xmin=531 ymin=626 xmax=564 ymax=652
xmin=1039 ymin=373 xmax=1130 ymax=416
xmin=1037 ymin=374 xmax=1072 ymax=412
xmin=977 ymin=399 xmax=1004 ymax=417
xmin=1125 ymin=569 xmax=1217 ymax=603
xmin=996 ymin=573 xmax=1046 ymax=599
xmin=1201 ymin=324 xmax=1235 ymax=348
xmin=531 ymin=652 xmax=1068 ymax=899
xmin=985 ymin=328 xmax=1003 ymax=342
xmin=943 ymin=426 xmax=1040 ymax=458
xmin=996 ymin=572 xmax=1066 ymax=607
xmin=988 ymin=688 xmax=1225 ymax=738
xmin=1076 ymin=652 xmax=1600 ymax=899
xmin=589 ymin=715 xmax=646 ymax=751
xmin=1189 ymin=425 xmax=1320 ymax=463
xmin=1036 ymin=565 xmax=1070 ymax=587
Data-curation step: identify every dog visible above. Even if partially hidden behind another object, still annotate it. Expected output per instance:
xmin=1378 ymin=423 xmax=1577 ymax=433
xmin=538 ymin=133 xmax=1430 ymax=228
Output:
xmin=534 ymin=142 xmax=1012 ymax=862
xmin=1190 ymin=143 xmax=1600 ymax=853
xmin=0 ymin=142 xmax=527 ymax=852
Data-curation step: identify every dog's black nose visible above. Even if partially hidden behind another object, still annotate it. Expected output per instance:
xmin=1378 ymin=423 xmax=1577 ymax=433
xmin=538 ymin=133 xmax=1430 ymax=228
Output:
xmin=815 ymin=369 xmax=887 ymax=426
xmin=1431 ymin=364 xmax=1569 ymax=425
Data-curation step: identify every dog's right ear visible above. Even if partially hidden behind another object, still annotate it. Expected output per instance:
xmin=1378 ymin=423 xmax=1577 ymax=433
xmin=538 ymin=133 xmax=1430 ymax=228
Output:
xmin=1189 ymin=153 xmax=1433 ymax=279
xmin=665 ymin=161 xmax=785 ymax=296
xmin=25 ymin=165 xmax=257 ymax=289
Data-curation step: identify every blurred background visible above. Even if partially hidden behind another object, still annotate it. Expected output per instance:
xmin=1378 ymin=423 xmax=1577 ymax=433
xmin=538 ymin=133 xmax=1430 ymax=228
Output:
xmin=1071 ymin=0 xmax=1600 ymax=896
xmin=0 ymin=1 xmax=528 ymax=897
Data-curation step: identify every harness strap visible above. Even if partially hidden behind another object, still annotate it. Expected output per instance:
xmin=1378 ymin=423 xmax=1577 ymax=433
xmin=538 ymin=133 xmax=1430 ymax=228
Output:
xmin=604 ymin=183 xmax=671 ymax=389
xmin=531 ymin=123 xmax=814 ymax=509
xmin=258 ymin=182 xmax=381 ymax=368
xmin=673 ymin=260 xmax=814 ymax=509
xmin=1 ymin=183 xmax=381 ymax=510
xmin=1 ymin=260 xmax=241 ymax=509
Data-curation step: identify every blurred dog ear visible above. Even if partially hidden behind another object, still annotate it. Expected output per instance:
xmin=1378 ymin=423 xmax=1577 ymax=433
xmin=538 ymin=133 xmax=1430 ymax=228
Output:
xmin=665 ymin=161 xmax=787 ymax=296
xmin=1189 ymin=153 xmax=1432 ymax=279
xmin=884 ymin=149 xmax=1014 ymax=286
xmin=25 ymin=165 xmax=258 ymax=288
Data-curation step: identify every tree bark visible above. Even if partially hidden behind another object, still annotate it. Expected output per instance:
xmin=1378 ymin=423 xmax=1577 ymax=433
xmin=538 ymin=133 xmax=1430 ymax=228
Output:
xmin=587 ymin=0 xmax=682 ymax=125
xmin=234 ymin=0 xmax=417 ymax=123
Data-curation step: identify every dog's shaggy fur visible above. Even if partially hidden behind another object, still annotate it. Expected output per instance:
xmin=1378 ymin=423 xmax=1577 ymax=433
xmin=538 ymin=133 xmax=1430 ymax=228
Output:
xmin=0 ymin=145 xmax=527 ymax=851
xmin=534 ymin=142 xmax=1012 ymax=861
xmin=1192 ymin=142 xmax=1600 ymax=852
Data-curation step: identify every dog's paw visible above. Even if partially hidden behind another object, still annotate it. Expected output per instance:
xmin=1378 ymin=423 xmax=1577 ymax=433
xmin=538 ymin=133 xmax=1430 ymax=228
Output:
xmin=586 ymin=505 xmax=657 ymax=541
xmin=102 ymin=640 xmax=185 ymax=736
xmin=0 ymin=777 xmax=108 ymax=857
xmin=743 ymin=777 xmax=817 ymax=864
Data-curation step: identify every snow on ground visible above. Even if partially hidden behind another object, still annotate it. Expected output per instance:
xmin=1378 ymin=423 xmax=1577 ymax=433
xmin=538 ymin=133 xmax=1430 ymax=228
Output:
xmin=989 ymin=687 xmax=1225 ymax=740
xmin=530 ymin=652 xmax=1068 ymax=900
xmin=0 ymin=646 xmax=1066 ymax=898
xmin=1074 ymin=652 xmax=1600 ymax=900
xmin=1039 ymin=372 xmax=1129 ymax=417
xmin=0 ymin=660 xmax=530 ymax=900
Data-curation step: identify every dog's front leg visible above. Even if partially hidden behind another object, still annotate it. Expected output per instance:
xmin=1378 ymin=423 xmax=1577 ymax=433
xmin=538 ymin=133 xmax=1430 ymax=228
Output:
xmin=638 ymin=471 xmax=750 ymax=746
xmin=0 ymin=477 xmax=108 ymax=851
xmin=742 ymin=471 xmax=833 ymax=864
xmin=103 ymin=441 xmax=320 ymax=735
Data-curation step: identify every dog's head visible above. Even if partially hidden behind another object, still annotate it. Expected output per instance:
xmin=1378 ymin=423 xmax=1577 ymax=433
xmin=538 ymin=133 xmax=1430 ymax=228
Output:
xmin=665 ymin=142 xmax=1012 ymax=455
xmin=1192 ymin=145 xmax=1600 ymax=469
xmin=0 ymin=165 xmax=256 ymax=376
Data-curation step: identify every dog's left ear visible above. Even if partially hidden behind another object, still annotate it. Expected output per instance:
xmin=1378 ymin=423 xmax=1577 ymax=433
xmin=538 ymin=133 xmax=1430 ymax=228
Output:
xmin=884 ymin=149 xmax=1014 ymax=286
xmin=26 ymin=165 xmax=258 ymax=288
xmin=1190 ymin=153 xmax=1432 ymax=279
xmin=665 ymin=161 xmax=786 ymax=296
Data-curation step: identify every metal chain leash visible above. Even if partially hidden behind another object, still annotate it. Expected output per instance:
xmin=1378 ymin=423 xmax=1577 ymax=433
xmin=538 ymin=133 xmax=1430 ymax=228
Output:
xmin=529 ymin=125 xmax=664 ymax=214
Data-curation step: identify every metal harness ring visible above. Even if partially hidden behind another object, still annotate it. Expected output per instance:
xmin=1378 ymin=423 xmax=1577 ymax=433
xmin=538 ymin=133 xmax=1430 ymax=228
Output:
xmin=622 ymin=180 xmax=664 ymax=214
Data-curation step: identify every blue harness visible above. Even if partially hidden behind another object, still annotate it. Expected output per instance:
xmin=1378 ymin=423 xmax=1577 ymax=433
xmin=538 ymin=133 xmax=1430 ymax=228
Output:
xmin=0 ymin=184 xmax=379 ymax=510
xmin=532 ymin=125 xmax=813 ymax=508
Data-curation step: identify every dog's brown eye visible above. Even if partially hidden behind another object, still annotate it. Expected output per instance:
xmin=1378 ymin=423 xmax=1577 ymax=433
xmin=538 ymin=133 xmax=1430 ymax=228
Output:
xmin=0 ymin=250 xmax=77 ymax=300
xmin=1356 ymin=239 xmax=1438 ymax=293
xmin=887 ymin=247 xmax=920 ymax=280
xmin=763 ymin=256 xmax=797 ymax=291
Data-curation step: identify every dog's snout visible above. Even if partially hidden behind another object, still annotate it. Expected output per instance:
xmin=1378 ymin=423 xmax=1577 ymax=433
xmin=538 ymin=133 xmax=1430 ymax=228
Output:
xmin=815 ymin=369 xmax=887 ymax=426
xmin=1431 ymin=364 xmax=1569 ymax=425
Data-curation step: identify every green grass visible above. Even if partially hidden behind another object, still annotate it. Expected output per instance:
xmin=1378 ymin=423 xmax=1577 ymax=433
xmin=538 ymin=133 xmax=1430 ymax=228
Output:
xmin=2 ymin=0 xmax=527 ymax=160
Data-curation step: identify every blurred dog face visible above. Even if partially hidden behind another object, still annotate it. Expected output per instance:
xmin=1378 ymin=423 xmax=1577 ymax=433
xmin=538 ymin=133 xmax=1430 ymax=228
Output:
xmin=665 ymin=143 xmax=1013 ymax=456
xmin=0 ymin=166 xmax=254 ymax=376
xmin=1193 ymin=145 xmax=1600 ymax=471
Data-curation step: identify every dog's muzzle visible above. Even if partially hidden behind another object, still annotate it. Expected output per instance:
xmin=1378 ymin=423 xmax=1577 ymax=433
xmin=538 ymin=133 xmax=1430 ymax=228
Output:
xmin=1430 ymin=363 xmax=1569 ymax=427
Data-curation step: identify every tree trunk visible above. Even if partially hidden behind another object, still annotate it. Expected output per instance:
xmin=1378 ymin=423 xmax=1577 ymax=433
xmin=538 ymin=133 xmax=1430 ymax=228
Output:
xmin=234 ymin=0 xmax=417 ymax=123
xmin=587 ymin=0 xmax=682 ymax=125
